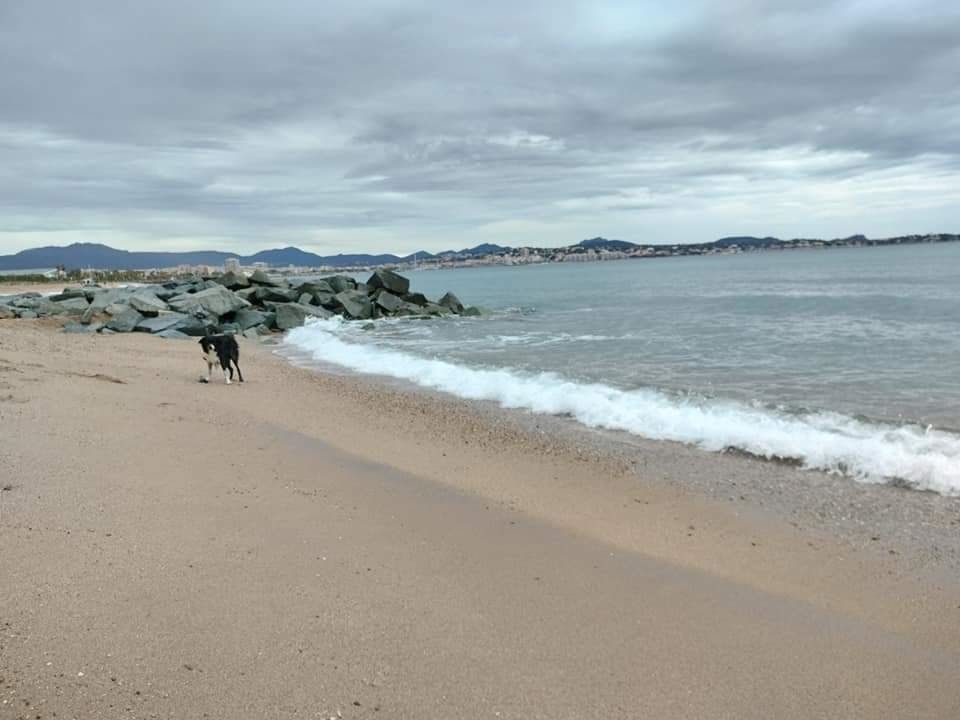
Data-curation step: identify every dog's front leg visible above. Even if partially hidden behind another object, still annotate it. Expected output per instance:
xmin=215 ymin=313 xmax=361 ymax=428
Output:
xmin=205 ymin=361 xmax=213 ymax=383
xmin=223 ymin=364 xmax=232 ymax=385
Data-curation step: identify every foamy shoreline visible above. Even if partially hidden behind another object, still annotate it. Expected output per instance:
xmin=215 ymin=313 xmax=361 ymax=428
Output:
xmin=274 ymin=331 xmax=960 ymax=573
xmin=283 ymin=317 xmax=960 ymax=496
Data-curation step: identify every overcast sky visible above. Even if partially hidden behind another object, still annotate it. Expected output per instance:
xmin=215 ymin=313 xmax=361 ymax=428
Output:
xmin=1 ymin=0 xmax=958 ymax=255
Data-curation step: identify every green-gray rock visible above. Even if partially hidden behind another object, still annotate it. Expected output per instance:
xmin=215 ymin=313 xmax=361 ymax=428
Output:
xmin=215 ymin=270 xmax=250 ymax=290
xmin=169 ymin=285 xmax=250 ymax=317
xmin=249 ymin=269 xmax=281 ymax=286
xmin=254 ymin=285 xmax=299 ymax=304
xmin=334 ymin=290 xmax=374 ymax=320
xmin=49 ymin=297 xmax=90 ymax=315
xmin=170 ymin=315 xmax=211 ymax=336
xmin=403 ymin=292 xmax=429 ymax=307
xmin=367 ymin=269 xmax=410 ymax=296
xmin=105 ymin=308 xmax=144 ymax=333
xmin=275 ymin=302 xmax=334 ymax=330
xmin=128 ymin=293 xmax=169 ymax=316
xmin=438 ymin=292 xmax=464 ymax=313
xmin=135 ymin=313 xmax=188 ymax=334
xmin=233 ymin=308 xmax=271 ymax=331
xmin=295 ymin=281 xmax=335 ymax=297
xmin=374 ymin=290 xmax=404 ymax=313
xmin=325 ymin=275 xmax=357 ymax=293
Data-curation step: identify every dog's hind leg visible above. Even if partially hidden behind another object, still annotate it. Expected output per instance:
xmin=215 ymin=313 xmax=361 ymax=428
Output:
xmin=233 ymin=360 xmax=244 ymax=383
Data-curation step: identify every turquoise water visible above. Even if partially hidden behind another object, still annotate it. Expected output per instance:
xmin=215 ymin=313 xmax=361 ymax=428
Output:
xmin=286 ymin=242 xmax=960 ymax=493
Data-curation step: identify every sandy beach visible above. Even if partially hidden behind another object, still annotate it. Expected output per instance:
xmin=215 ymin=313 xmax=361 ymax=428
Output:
xmin=2 ymin=320 xmax=959 ymax=719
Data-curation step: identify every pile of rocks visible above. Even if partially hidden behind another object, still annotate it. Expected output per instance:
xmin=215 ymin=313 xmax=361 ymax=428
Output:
xmin=0 ymin=269 xmax=484 ymax=339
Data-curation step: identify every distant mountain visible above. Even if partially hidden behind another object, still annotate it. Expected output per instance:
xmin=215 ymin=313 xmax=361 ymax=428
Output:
xmin=711 ymin=236 xmax=782 ymax=248
xmin=436 ymin=243 xmax=510 ymax=257
xmin=244 ymin=246 xmax=328 ymax=266
xmin=0 ymin=242 xmax=437 ymax=271
xmin=577 ymin=237 xmax=638 ymax=252
xmin=0 ymin=243 xmax=235 ymax=271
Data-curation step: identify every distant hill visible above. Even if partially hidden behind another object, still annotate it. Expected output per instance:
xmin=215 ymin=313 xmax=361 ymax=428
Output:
xmin=577 ymin=237 xmax=638 ymax=251
xmin=2 ymin=233 xmax=947 ymax=271
xmin=0 ymin=242 xmax=437 ymax=271
xmin=436 ymin=243 xmax=510 ymax=258
xmin=711 ymin=236 xmax=782 ymax=248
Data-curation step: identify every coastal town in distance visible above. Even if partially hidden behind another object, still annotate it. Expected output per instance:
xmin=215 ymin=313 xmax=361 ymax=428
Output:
xmin=1 ymin=232 xmax=957 ymax=281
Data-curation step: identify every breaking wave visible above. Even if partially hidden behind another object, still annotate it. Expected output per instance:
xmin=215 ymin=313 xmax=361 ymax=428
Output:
xmin=284 ymin=318 xmax=960 ymax=495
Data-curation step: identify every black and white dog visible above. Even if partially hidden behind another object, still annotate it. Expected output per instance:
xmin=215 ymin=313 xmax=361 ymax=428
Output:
xmin=198 ymin=334 xmax=244 ymax=384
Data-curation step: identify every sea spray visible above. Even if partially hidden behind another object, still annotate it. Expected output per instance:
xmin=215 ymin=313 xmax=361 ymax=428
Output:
xmin=284 ymin=317 xmax=960 ymax=495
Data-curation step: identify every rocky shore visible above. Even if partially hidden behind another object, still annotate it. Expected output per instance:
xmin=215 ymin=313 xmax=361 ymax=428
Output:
xmin=0 ymin=268 xmax=481 ymax=337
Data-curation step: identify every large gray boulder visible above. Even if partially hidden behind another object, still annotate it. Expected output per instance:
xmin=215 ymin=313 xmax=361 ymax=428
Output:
xmin=367 ymin=269 xmax=410 ymax=296
xmin=254 ymin=285 xmax=299 ymax=304
xmin=105 ymin=308 xmax=144 ymax=333
xmin=128 ymin=293 xmax=169 ymax=316
xmin=0 ymin=305 xmax=16 ymax=319
xmin=104 ymin=302 xmax=132 ymax=316
xmin=170 ymin=315 xmax=211 ymax=336
xmin=325 ymin=275 xmax=357 ymax=293
xmin=50 ymin=297 xmax=91 ymax=315
xmin=233 ymin=308 xmax=272 ymax=331
xmin=249 ymin=269 xmax=281 ymax=286
xmin=334 ymin=290 xmax=374 ymax=320
xmin=135 ymin=313 xmax=188 ymax=333
xmin=215 ymin=270 xmax=250 ymax=290
xmin=234 ymin=286 xmax=259 ymax=302
xmin=295 ymin=280 xmax=335 ymax=297
xmin=403 ymin=292 xmax=429 ymax=307
xmin=275 ymin=303 xmax=334 ymax=330
xmin=423 ymin=303 xmax=452 ymax=316
xmin=48 ymin=288 xmax=88 ymax=301
xmin=153 ymin=285 xmax=183 ymax=301
xmin=89 ymin=288 xmax=134 ymax=312
xmin=374 ymin=290 xmax=404 ymax=314
xmin=437 ymin=291 xmax=464 ymax=313
xmin=169 ymin=285 xmax=249 ymax=317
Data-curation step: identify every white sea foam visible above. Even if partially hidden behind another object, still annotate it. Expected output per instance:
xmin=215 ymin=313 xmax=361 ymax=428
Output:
xmin=284 ymin=318 xmax=960 ymax=495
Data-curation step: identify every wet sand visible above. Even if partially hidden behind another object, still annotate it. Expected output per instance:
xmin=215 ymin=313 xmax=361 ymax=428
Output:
xmin=1 ymin=321 xmax=958 ymax=719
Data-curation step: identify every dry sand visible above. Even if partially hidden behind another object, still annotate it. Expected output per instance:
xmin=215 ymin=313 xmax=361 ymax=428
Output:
xmin=1 ymin=320 xmax=958 ymax=719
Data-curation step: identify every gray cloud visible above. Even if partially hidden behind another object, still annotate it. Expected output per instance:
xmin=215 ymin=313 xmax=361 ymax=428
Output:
xmin=1 ymin=0 xmax=958 ymax=254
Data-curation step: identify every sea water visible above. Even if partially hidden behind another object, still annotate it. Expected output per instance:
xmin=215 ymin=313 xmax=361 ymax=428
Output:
xmin=283 ymin=242 xmax=960 ymax=494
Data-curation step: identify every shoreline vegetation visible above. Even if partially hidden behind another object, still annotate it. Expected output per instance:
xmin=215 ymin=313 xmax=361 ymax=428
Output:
xmin=1 ymin=319 xmax=959 ymax=718
xmin=0 ymin=232 xmax=956 ymax=280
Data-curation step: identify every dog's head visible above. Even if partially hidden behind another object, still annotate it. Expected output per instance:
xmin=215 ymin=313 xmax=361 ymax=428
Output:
xmin=199 ymin=336 xmax=221 ymax=362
